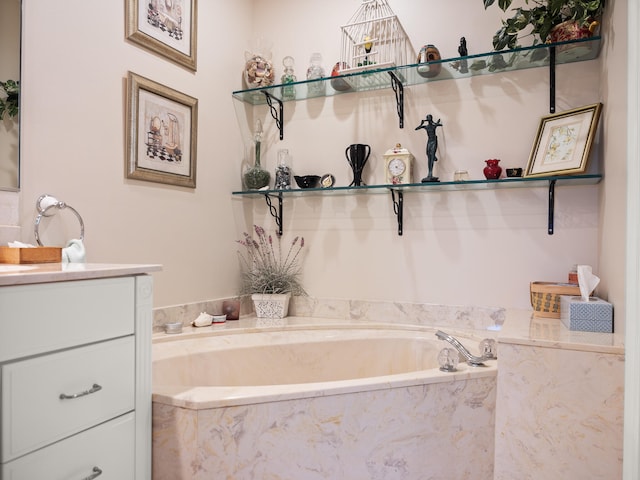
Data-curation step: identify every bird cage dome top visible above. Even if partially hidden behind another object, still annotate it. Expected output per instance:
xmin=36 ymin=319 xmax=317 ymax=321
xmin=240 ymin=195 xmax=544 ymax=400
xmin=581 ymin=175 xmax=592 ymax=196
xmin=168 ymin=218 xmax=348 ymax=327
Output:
xmin=339 ymin=0 xmax=414 ymax=74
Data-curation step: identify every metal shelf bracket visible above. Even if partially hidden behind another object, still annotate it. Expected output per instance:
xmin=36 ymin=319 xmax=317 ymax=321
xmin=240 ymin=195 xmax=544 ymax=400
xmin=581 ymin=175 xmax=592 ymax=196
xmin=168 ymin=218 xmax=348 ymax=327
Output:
xmin=391 ymin=189 xmax=404 ymax=236
xmin=548 ymin=179 xmax=556 ymax=235
xmin=264 ymin=192 xmax=283 ymax=236
xmin=263 ymin=91 xmax=284 ymax=140
xmin=388 ymin=71 xmax=404 ymax=129
xmin=549 ymin=46 xmax=556 ymax=114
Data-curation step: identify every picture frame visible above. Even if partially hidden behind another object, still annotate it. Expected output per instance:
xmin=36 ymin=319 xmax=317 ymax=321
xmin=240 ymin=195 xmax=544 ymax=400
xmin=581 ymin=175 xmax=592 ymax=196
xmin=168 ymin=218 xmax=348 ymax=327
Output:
xmin=524 ymin=103 xmax=602 ymax=177
xmin=126 ymin=72 xmax=198 ymax=188
xmin=125 ymin=0 xmax=197 ymax=71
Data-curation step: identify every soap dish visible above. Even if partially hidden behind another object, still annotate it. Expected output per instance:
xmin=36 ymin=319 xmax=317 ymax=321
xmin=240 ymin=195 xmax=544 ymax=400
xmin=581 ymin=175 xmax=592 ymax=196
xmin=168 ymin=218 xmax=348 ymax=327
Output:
xmin=212 ymin=314 xmax=227 ymax=324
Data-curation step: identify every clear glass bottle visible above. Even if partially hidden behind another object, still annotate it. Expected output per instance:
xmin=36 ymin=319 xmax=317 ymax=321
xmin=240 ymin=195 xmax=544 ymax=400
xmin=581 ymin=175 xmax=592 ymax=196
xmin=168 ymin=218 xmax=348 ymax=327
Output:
xmin=306 ymin=52 xmax=326 ymax=97
xmin=275 ymin=149 xmax=292 ymax=190
xmin=243 ymin=120 xmax=270 ymax=190
xmin=280 ymin=56 xmax=297 ymax=101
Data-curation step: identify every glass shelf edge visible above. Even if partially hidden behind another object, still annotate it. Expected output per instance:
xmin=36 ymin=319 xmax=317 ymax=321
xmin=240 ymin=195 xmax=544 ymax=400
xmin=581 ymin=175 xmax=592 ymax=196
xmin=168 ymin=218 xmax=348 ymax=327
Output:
xmin=232 ymin=174 xmax=602 ymax=196
xmin=231 ymin=36 xmax=602 ymax=105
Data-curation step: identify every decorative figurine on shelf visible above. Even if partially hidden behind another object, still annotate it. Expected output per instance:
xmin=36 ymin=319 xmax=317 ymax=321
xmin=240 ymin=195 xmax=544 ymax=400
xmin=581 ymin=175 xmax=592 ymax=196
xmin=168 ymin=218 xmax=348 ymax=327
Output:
xmin=458 ymin=37 xmax=469 ymax=74
xmin=281 ymin=56 xmax=297 ymax=101
xmin=415 ymin=114 xmax=443 ymax=183
xmin=243 ymin=119 xmax=271 ymax=190
xmin=306 ymin=52 xmax=326 ymax=96
xmin=360 ymin=34 xmax=374 ymax=67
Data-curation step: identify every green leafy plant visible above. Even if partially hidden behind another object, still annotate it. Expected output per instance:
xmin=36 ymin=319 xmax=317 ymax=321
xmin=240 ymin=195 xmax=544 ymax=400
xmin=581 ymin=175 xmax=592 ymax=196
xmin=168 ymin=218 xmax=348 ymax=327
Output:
xmin=0 ymin=80 xmax=19 ymax=119
xmin=237 ymin=225 xmax=307 ymax=295
xmin=484 ymin=0 xmax=604 ymax=50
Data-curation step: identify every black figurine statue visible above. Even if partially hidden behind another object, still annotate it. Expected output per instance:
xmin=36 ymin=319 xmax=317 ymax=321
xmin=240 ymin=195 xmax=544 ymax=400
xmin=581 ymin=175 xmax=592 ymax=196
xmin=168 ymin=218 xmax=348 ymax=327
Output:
xmin=415 ymin=114 xmax=443 ymax=183
xmin=458 ymin=37 xmax=468 ymax=74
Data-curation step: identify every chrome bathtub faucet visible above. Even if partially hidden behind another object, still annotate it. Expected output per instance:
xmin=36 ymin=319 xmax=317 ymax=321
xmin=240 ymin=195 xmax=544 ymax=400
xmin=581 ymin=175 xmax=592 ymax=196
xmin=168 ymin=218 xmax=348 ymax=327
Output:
xmin=435 ymin=330 xmax=492 ymax=367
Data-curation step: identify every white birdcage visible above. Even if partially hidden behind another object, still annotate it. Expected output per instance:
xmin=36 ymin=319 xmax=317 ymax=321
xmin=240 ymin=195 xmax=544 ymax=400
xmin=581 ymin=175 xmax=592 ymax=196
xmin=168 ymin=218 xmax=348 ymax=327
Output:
xmin=339 ymin=0 xmax=413 ymax=74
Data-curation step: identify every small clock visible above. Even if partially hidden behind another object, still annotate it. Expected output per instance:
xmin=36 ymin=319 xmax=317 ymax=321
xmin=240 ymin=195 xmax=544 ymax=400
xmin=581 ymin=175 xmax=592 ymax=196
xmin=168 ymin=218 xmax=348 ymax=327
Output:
xmin=383 ymin=143 xmax=413 ymax=184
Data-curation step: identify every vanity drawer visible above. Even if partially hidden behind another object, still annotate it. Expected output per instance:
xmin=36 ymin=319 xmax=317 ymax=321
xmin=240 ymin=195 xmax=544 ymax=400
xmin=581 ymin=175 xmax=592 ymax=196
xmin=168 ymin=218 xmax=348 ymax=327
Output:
xmin=0 ymin=277 xmax=135 ymax=362
xmin=1 ymin=412 xmax=135 ymax=480
xmin=1 ymin=336 xmax=135 ymax=462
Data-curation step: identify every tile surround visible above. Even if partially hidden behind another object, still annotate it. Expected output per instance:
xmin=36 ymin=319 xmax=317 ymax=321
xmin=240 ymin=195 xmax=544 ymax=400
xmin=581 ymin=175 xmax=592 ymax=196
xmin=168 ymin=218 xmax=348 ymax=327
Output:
xmin=151 ymin=299 xmax=624 ymax=479
xmin=153 ymin=295 xmax=506 ymax=333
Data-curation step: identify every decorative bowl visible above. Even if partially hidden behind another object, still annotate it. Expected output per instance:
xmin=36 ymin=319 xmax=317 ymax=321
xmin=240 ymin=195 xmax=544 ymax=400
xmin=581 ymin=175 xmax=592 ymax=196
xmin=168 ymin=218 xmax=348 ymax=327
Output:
xmin=294 ymin=175 xmax=321 ymax=189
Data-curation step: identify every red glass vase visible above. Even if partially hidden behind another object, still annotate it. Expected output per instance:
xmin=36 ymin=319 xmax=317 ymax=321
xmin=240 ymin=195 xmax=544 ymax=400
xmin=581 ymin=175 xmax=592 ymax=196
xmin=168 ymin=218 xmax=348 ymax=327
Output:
xmin=483 ymin=159 xmax=502 ymax=179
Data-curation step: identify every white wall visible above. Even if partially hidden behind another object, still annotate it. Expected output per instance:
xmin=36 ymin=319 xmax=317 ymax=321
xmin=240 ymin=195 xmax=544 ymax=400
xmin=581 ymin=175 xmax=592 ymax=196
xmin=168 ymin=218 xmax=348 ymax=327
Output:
xmin=18 ymin=0 xmax=252 ymax=307
xmin=598 ymin=0 xmax=628 ymax=331
xmin=243 ymin=0 xmax=609 ymax=311
xmin=13 ymin=1 xmax=625 ymax=328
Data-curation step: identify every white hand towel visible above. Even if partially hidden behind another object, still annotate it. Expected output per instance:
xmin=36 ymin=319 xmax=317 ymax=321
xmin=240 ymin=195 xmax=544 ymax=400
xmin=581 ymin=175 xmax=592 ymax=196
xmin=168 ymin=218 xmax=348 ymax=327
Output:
xmin=62 ymin=239 xmax=86 ymax=263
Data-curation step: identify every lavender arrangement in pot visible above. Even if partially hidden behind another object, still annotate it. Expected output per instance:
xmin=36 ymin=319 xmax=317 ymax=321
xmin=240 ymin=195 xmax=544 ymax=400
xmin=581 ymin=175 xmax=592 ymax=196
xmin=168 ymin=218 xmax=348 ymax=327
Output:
xmin=237 ymin=225 xmax=306 ymax=318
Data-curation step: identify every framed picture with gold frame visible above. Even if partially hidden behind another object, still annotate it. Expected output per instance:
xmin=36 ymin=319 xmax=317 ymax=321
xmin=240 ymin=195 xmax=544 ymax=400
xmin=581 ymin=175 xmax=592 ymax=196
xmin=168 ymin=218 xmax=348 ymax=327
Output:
xmin=126 ymin=72 xmax=198 ymax=188
xmin=125 ymin=0 xmax=197 ymax=71
xmin=524 ymin=103 xmax=602 ymax=178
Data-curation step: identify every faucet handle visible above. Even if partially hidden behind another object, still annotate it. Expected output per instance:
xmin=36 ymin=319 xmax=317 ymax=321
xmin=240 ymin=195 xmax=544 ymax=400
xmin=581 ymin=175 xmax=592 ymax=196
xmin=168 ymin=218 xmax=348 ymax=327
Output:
xmin=438 ymin=347 xmax=460 ymax=372
xmin=479 ymin=338 xmax=498 ymax=359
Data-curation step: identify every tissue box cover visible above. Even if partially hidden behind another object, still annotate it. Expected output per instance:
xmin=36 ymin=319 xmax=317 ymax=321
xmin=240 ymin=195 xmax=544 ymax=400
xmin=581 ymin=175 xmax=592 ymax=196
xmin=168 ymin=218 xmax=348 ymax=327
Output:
xmin=560 ymin=296 xmax=613 ymax=333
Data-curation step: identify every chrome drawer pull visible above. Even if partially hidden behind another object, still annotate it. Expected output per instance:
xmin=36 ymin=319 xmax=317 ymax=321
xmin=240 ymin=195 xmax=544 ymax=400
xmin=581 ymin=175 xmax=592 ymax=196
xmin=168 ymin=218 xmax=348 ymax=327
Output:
xmin=81 ymin=466 xmax=103 ymax=480
xmin=59 ymin=383 xmax=102 ymax=400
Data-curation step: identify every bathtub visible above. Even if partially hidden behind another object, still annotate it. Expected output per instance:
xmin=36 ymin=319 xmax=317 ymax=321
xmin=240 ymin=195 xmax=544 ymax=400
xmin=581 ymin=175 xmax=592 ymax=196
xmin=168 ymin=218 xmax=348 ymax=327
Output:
xmin=152 ymin=322 xmax=497 ymax=479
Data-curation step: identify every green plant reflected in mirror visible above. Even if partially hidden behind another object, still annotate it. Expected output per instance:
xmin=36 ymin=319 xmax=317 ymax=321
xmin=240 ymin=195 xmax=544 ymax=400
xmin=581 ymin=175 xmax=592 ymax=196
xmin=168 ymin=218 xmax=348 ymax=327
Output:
xmin=0 ymin=0 xmax=21 ymax=191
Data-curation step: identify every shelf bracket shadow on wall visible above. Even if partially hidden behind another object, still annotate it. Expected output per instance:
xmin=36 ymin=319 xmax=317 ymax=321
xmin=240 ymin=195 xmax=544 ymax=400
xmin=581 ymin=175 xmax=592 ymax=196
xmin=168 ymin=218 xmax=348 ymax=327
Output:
xmin=388 ymin=71 xmax=404 ymax=129
xmin=263 ymin=92 xmax=284 ymax=140
xmin=390 ymin=189 xmax=404 ymax=235
xmin=264 ymin=192 xmax=284 ymax=236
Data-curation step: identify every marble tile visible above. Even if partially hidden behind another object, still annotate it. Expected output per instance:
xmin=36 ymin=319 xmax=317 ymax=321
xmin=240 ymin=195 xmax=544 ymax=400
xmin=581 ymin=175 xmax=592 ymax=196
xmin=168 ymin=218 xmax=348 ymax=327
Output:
xmin=153 ymin=376 xmax=496 ymax=480
xmin=494 ymin=342 xmax=624 ymax=479
xmin=151 ymin=304 xmax=624 ymax=480
xmin=290 ymin=296 xmax=506 ymax=332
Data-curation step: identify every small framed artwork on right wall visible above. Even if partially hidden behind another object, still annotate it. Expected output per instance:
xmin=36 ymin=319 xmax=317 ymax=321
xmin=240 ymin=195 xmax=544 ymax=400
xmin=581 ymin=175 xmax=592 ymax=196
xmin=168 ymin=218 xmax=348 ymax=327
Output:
xmin=525 ymin=103 xmax=603 ymax=177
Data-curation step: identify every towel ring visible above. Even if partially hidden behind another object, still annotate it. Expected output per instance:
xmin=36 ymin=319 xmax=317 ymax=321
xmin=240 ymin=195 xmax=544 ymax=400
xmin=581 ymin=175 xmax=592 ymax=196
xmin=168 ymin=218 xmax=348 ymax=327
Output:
xmin=34 ymin=194 xmax=85 ymax=246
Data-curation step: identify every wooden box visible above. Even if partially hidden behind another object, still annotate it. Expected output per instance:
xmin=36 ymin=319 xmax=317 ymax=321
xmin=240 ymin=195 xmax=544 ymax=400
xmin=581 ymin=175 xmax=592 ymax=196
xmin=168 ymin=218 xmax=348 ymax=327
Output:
xmin=0 ymin=247 xmax=62 ymax=264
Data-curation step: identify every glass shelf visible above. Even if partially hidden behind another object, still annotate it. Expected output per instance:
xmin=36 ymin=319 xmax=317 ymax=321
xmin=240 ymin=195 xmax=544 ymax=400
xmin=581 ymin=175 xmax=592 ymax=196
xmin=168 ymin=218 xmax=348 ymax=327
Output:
xmin=232 ymin=174 xmax=602 ymax=197
xmin=232 ymin=37 xmax=602 ymax=105
xmin=233 ymin=174 xmax=602 ymax=236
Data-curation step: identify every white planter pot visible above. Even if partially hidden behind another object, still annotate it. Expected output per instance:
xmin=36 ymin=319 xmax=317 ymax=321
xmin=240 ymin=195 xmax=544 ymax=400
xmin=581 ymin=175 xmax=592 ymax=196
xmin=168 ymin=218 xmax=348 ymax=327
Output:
xmin=251 ymin=293 xmax=291 ymax=319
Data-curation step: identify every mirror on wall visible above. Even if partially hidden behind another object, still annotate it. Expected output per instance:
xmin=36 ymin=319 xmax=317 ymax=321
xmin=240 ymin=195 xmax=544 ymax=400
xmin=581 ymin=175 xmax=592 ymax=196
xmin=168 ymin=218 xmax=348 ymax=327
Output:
xmin=0 ymin=0 xmax=20 ymax=191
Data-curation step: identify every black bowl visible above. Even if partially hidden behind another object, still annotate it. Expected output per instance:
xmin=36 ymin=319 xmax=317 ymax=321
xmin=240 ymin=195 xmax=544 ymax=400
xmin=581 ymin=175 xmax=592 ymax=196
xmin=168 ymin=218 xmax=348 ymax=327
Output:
xmin=294 ymin=175 xmax=321 ymax=189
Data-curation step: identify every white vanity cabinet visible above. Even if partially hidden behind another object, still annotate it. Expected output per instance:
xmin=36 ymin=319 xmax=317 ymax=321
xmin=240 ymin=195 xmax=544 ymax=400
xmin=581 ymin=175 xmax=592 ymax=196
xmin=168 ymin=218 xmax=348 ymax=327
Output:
xmin=0 ymin=264 xmax=159 ymax=480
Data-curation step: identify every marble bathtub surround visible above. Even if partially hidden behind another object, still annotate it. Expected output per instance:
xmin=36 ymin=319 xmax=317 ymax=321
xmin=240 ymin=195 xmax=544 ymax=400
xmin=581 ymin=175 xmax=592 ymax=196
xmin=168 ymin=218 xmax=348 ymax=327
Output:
xmin=152 ymin=325 xmax=497 ymax=408
xmin=152 ymin=296 xmax=252 ymax=332
xmin=153 ymin=295 xmax=506 ymax=333
xmin=152 ymin=324 xmax=497 ymax=479
xmin=150 ymin=304 xmax=624 ymax=479
xmin=494 ymin=309 xmax=624 ymax=478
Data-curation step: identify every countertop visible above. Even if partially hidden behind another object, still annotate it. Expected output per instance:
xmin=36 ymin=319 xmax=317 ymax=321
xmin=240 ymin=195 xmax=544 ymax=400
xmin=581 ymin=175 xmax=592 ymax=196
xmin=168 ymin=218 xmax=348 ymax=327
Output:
xmin=153 ymin=309 xmax=625 ymax=356
xmin=500 ymin=308 xmax=624 ymax=355
xmin=0 ymin=263 xmax=162 ymax=286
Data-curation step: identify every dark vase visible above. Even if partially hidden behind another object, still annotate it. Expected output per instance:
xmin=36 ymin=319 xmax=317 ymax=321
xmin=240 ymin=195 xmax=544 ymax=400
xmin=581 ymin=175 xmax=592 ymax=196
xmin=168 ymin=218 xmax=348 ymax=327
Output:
xmin=222 ymin=300 xmax=240 ymax=320
xmin=483 ymin=159 xmax=502 ymax=180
